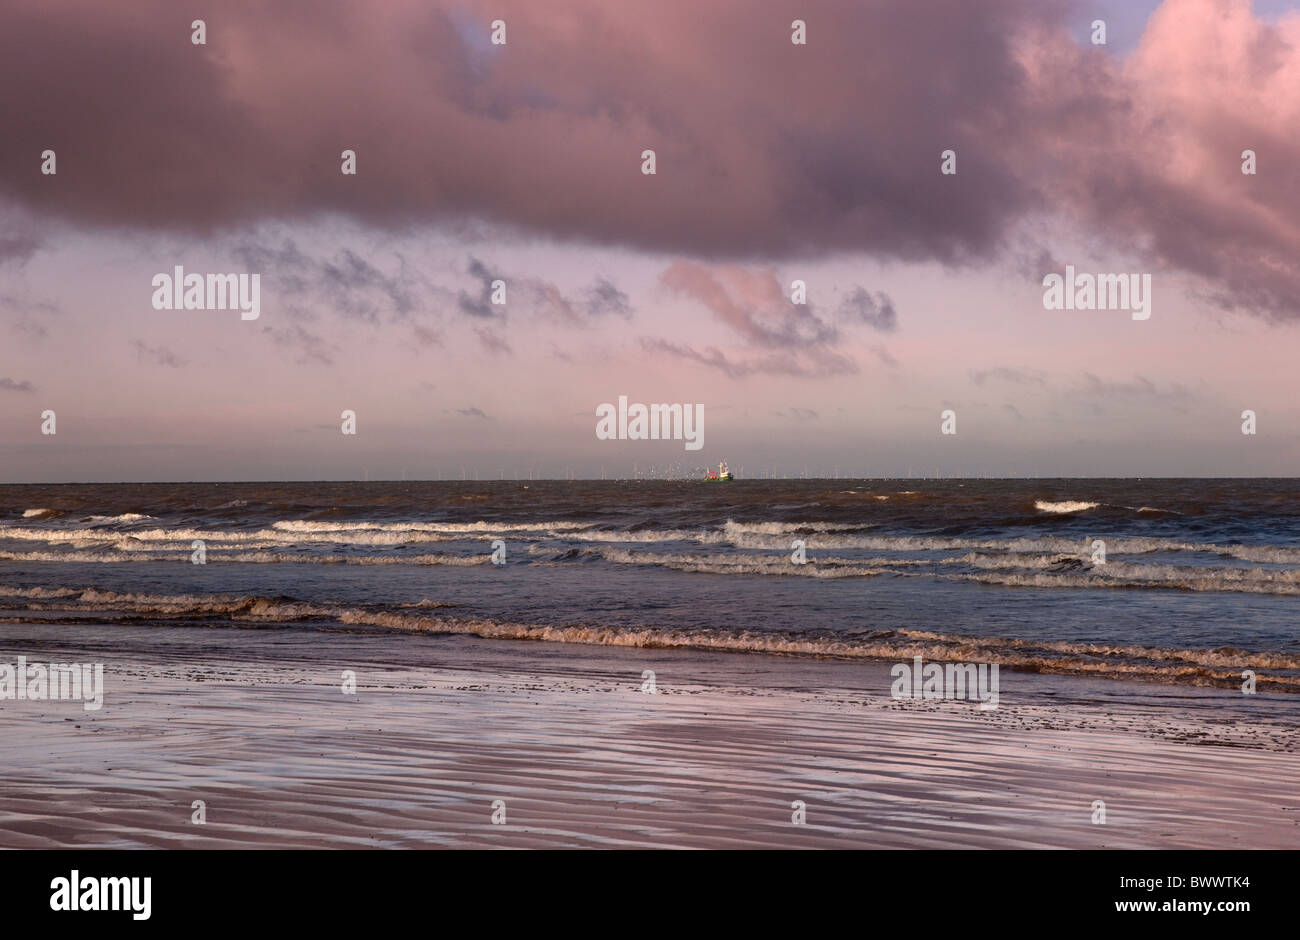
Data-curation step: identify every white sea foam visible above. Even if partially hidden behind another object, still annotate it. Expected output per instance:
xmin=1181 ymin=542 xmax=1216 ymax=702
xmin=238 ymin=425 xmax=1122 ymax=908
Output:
xmin=0 ymin=549 xmax=491 ymax=566
xmin=589 ymin=546 xmax=900 ymax=578
xmin=960 ymin=566 xmax=1300 ymax=596
xmin=721 ymin=520 xmax=872 ymax=536
xmin=269 ymin=519 xmax=596 ymax=534
xmin=5 ymin=519 xmax=1300 ymax=586
xmin=1034 ymin=500 xmax=1100 ymax=513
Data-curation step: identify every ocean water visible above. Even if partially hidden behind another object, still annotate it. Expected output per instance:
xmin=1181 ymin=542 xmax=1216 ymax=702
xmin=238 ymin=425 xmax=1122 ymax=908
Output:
xmin=2 ymin=479 xmax=1299 ymax=690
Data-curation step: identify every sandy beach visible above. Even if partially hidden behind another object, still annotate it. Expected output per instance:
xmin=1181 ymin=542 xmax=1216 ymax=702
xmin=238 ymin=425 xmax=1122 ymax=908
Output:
xmin=2 ymin=621 xmax=1296 ymax=849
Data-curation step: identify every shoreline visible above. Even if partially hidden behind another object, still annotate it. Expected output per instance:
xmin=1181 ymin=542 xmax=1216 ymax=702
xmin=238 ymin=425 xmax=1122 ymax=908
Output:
xmin=1 ymin=623 xmax=1297 ymax=849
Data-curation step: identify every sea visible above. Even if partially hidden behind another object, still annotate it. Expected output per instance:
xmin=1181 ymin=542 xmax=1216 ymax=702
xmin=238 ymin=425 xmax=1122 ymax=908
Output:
xmin=2 ymin=478 xmax=1299 ymax=691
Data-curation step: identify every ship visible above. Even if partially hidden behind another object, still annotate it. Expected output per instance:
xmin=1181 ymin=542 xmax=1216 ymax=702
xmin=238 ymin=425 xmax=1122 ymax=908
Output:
xmin=703 ymin=460 xmax=733 ymax=482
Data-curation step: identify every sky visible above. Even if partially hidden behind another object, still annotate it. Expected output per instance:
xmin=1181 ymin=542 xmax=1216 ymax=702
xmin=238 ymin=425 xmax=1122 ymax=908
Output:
xmin=2 ymin=0 xmax=1300 ymax=481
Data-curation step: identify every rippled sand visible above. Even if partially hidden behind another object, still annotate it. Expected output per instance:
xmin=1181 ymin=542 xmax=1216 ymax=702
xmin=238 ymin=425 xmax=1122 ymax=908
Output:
xmin=1 ymin=623 xmax=1296 ymax=848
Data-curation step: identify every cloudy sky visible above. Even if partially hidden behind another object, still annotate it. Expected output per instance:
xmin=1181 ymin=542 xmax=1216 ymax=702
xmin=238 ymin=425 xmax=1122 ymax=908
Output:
xmin=2 ymin=0 xmax=1299 ymax=481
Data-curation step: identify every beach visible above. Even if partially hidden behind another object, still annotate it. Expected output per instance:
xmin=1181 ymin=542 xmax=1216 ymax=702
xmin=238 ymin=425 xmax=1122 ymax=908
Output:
xmin=2 ymin=621 xmax=1296 ymax=850
xmin=2 ymin=479 xmax=1298 ymax=849
xmin=6 ymin=0 xmax=1300 ymax=887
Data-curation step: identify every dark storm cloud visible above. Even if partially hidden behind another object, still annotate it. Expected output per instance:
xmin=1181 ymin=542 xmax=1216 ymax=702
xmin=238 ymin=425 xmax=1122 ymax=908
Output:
xmin=0 ymin=0 xmax=1070 ymax=259
xmin=2 ymin=1 xmax=1299 ymax=317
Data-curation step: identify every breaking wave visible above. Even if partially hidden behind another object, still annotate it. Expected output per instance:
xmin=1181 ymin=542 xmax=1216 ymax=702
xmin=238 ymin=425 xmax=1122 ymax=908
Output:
xmin=5 ymin=514 xmax=1300 ymax=593
xmin=1 ymin=585 xmax=1295 ymax=691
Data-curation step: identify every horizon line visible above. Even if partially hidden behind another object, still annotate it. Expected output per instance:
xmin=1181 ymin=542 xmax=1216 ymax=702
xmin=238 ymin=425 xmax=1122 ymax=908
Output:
xmin=3 ymin=476 xmax=1299 ymax=486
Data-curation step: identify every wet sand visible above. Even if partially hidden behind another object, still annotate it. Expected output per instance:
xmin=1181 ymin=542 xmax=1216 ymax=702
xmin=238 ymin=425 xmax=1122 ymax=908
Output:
xmin=1 ymin=623 xmax=1297 ymax=848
